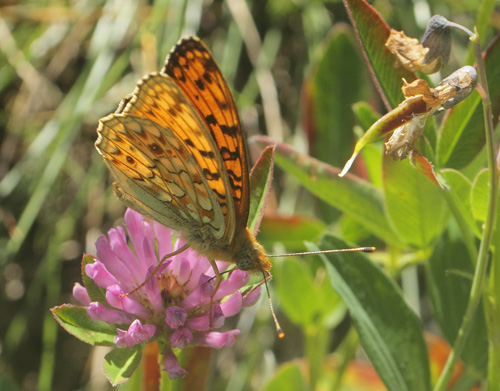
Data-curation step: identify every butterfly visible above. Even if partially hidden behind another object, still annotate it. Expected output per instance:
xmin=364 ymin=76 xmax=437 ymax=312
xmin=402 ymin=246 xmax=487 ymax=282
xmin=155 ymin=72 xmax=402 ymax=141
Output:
xmin=95 ymin=36 xmax=271 ymax=277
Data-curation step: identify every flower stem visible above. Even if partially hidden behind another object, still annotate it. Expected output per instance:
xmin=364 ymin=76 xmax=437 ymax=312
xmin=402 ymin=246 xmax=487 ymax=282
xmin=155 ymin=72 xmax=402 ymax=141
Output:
xmin=143 ymin=342 xmax=161 ymax=391
xmin=432 ymin=28 xmax=498 ymax=391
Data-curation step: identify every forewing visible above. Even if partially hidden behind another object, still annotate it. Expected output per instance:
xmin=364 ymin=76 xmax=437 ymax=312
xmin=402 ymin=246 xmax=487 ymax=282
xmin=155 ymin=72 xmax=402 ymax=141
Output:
xmin=162 ymin=37 xmax=250 ymax=232
xmin=96 ymin=114 xmax=226 ymax=240
xmin=117 ymin=73 xmax=236 ymax=242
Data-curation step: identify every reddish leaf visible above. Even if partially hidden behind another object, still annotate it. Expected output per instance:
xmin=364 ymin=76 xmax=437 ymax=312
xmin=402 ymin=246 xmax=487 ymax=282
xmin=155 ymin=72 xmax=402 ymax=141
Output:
xmin=343 ymin=0 xmax=416 ymax=109
xmin=409 ymin=150 xmax=444 ymax=188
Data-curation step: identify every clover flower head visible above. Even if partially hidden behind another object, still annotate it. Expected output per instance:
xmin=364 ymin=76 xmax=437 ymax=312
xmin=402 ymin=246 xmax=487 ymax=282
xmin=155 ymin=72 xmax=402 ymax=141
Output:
xmin=73 ymin=208 xmax=260 ymax=379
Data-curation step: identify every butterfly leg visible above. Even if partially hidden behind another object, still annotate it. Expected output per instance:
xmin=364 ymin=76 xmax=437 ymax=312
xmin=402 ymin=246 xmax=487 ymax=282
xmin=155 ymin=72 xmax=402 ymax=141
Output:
xmin=125 ymin=243 xmax=190 ymax=296
xmin=208 ymin=259 xmax=222 ymax=328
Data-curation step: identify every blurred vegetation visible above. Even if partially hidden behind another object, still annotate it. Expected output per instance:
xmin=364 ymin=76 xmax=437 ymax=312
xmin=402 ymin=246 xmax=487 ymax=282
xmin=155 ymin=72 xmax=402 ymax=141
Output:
xmin=0 ymin=0 xmax=498 ymax=390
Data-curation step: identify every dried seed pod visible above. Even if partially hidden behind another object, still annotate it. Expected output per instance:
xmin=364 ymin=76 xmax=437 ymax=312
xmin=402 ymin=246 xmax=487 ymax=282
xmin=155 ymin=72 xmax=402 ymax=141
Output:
xmin=421 ymin=15 xmax=452 ymax=69
xmin=436 ymin=65 xmax=477 ymax=109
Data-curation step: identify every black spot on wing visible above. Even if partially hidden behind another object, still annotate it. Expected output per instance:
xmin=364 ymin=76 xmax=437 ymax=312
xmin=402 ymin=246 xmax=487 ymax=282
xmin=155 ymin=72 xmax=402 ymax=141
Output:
xmin=213 ymin=189 xmax=227 ymax=200
xmin=220 ymin=125 xmax=237 ymax=136
xmin=219 ymin=146 xmax=240 ymax=161
xmin=203 ymin=72 xmax=212 ymax=83
xmin=199 ymin=149 xmax=216 ymax=159
xmin=226 ymin=168 xmax=243 ymax=183
xmin=202 ymin=169 xmax=220 ymax=181
xmin=195 ymin=79 xmax=205 ymax=90
xmin=205 ymin=114 xmax=217 ymax=126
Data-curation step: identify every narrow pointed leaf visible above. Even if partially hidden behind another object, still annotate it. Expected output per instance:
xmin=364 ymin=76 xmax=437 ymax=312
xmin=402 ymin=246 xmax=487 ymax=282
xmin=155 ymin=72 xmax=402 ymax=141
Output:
xmin=343 ymin=0 xmax=416 ymax=110
xmin=314 ymin=235 xmax=430 ymax=391
xmin=249 ymin=145 xmax=275 ymax=235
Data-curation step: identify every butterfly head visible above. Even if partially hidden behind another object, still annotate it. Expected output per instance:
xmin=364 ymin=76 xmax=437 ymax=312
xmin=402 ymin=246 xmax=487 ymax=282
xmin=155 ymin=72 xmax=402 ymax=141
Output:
xmin=236 ymin=245 xmax=271 ymax=272
xmin=232 ymin=228 xmax=272 ymax=272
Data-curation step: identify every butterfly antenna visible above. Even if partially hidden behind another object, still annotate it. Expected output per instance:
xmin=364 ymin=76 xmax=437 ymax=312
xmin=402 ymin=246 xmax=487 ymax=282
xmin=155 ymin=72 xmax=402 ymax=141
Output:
xmin=260 ymin=265 xmax=285 ymax=339
xmin=125 ymin=243 xmax=190 ymax=296
xmin=266 ymin=247 xmax=375 ymax=258
xmin=207 ymin=268 xmax=234 ymax=283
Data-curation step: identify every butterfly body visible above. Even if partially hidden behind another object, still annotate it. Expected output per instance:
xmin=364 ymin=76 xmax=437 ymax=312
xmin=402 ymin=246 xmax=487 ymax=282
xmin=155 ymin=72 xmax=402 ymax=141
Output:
xmin=96 ymin=37 xmax=271 ymax=273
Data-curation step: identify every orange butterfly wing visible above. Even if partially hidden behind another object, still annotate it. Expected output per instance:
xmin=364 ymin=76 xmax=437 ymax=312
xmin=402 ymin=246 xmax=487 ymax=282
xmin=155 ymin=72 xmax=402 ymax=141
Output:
xmin=105 ymin=72 xmax=233 ymax=238
xmin=162 ymin=37 xmax=250 ymax=235
xmin=96 ymin=91 xmax=228 ymax=240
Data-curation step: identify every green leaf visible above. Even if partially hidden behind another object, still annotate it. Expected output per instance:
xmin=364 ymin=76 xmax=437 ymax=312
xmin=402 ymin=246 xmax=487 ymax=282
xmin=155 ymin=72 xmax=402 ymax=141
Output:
xmin=353 ymin=101 xmax=381 ymax=130
xmin=315 ymin=235 xmax=430 ymax=391
xmin=259 ymin=214 xmax=325 ymax=251
xmin=261 ymin=361 xmax=307 ymax=391
xmin=249 ymin=145 xmax=275 ymax=235
xmin=51 ymin=305 xmax=117 ymax=346
xmin=275 ymin=259 xmax=320 ymax=327
xmin=275 ymin=257 xmax=343 ymax=328
xmin=343 ymin=0 xmax=415 ymax=109
xmin=441 ymin=169 xmax=480 ymax=237
xmin=426 ymin=231 xmax=488 ymax=374
xmin=436 ymin=90 xmax=484 ymax=169
xmin=471 ymin=168 xmax=489 ymax=222
xmin=383 ymin=156 xmax=448 ymax=249
xmin=437 ymin=34 xmax=500 ymax=169
xmin=360 ymin=143 xmax=384 ymax=188
xmin=340 ymin=213 xmax=375 ymax=243
xmin=104 ymin=347 xmax=142 ymax=386
xmin=255 ymin=138 xmax=404 ymax=247
xmin=309 ymin=25 xmax=365 ymax=167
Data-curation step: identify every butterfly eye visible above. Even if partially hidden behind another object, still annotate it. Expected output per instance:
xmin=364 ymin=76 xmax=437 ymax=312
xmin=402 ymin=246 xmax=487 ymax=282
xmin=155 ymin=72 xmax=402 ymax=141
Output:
xmin=236 ymin=257 xmax=253 ymax=271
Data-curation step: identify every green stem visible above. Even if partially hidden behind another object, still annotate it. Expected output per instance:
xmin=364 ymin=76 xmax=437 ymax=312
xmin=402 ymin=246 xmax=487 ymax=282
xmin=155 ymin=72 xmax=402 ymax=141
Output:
xmin=432 ymin=29 xmax=498 ymax=391
xmin=487 ymin=259 xmax=500 ymax=391
xmin=486 ymin=164 xmax=500 ymax=390
xmin=305 ymin=326 xmax=330 ymax=391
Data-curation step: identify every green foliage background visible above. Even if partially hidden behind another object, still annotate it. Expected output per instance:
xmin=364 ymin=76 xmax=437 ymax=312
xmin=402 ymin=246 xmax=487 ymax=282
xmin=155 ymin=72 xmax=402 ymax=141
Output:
xmin=0 ymin=0 xmax=498 ymax=390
